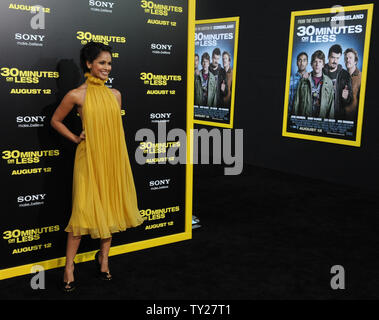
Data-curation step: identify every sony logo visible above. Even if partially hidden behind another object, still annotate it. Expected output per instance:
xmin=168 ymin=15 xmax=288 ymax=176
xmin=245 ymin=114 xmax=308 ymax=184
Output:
xmin=89 ymin=0 xmax=115 ymax=8
xmin=149 ymin=179 xmax=171 ymax=187
xmin=16 ymin=116 xmax=46 ymax=123
xmin=15 ymin=33 xmax=45 ymax=41
xmin=17 ymin=194 xmax=46 ymax=203
xmin=151 ymin=43 xmax=173 ymax=51
xmin=150 ymin=113 xmax=172 ymax=119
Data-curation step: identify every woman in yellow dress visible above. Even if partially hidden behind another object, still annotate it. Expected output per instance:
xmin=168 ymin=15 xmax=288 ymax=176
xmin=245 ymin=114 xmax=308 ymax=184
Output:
xmin=51 ymin=42 xmax=144 ymax=292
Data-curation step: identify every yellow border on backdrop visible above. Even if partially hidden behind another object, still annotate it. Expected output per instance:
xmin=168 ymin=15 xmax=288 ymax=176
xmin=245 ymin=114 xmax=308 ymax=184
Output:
xmin=282 ymin=4 xmax=374 ymax=147
xmin=0 ymin=0 xmax=196 ymax=281
xmin=193 ymin=16 xmax=240 ymax=129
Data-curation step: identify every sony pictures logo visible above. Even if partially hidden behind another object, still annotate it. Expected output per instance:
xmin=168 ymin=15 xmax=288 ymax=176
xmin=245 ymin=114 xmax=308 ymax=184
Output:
xmin=89 ymin=0 xmax=115 ymax=13
xmin=17 ymin=193 xmax=46 ymax=208
xmin=15 ymin=33 xmax=45 ymax=47
xmin=150 ymin=113 xmax=172 ymax=123
xmin=151 ymin=43 xmax=173 ymax=55
xmin=17 ymin=115 xmax=46 ymax=128
xmin=149 ymin=179 xmax=171 ymax=191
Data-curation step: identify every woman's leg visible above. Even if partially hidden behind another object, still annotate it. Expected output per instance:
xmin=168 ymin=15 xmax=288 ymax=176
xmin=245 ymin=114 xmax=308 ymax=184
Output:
xmin=99 ymin=237 xmax=112 ymax=274
xmin=64 ymin=232 xmax=81 ymax=283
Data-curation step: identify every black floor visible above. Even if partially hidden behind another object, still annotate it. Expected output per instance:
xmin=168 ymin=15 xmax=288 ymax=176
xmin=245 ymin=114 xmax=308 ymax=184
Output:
xmin=1 ymin=164 xmax=379 ymax=300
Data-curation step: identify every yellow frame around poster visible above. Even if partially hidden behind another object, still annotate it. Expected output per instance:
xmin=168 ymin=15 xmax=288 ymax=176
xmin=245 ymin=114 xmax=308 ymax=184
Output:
xmin=0 ymin=0 xmax=196 ymax=281
xmin=282 ymin=4 xmax=374 ymax=147
xmin=194 ymin=16 xmax=240 ymax=129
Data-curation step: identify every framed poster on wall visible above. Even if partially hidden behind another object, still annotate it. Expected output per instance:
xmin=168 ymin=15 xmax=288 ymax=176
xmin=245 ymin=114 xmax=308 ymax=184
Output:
xmin=194 ymin=17 xmax=239 ymax=128
xmin=282 ymin=4 xmax=373 ymax=146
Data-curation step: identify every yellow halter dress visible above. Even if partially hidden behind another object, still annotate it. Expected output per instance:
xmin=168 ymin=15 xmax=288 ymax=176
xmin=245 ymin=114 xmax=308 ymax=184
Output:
xmin=65 ymin=72 xmax=144 ymax=239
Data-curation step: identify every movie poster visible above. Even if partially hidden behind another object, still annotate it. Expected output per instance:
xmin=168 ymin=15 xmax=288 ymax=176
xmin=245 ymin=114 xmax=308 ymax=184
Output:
xmin=282 ymin=4 xmax=373 ymax=146
xmin=194 ymin=17 xmax=239 ymax=128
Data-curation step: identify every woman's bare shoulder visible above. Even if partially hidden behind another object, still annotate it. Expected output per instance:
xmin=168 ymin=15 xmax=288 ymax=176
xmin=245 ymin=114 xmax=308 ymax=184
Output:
xmin=111 ymin=88 xmax=121 ymax=97
xmin=66 ymin=84 xmax=87 ymax=106
xmin=110 ymin=88 xmax=122 ymax=106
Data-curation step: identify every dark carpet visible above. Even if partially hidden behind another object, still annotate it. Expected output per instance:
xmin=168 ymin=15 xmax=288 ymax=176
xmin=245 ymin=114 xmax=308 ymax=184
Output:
xmin=1 ymin=164 xmax=379 ymax=300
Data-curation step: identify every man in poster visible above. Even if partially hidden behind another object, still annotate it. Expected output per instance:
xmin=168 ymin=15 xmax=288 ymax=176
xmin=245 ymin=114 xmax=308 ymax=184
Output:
xmin=222 ymin=51 xmax=233 ymax=107
xmin=209 ymin=48 xmax=228 ymax=107
xmin=344 ymin=48 xmax=362 ymax=122
xmin=293 ymin=50 xmax=334 ymax=119
xmin=194 ymin=52 xmax=218 ymax=107
xmin=289 ymin=52 xmax=308 ymax=114
xmin=323 ymin=44 xmax=353 ymax=120
xmin=195 ymin=53 xmax=200 ymax=77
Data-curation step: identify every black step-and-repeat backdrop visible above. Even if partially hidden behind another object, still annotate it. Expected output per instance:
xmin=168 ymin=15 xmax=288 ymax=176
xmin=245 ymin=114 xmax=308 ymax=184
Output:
xmin=0 ymin=0 xmax=195 ymax=280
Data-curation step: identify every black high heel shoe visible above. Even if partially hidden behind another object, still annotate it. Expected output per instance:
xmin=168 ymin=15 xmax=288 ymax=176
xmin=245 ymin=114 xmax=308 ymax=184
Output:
xmin=62 ymin=262 xmax=76 ymax=292
xmin=94 ymin=251 xmax=112 ymax=281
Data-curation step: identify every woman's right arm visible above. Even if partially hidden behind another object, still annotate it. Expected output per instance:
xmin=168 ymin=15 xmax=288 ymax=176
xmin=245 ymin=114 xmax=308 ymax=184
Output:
xmin=50 ymin=90 xmax=82 ymax=144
